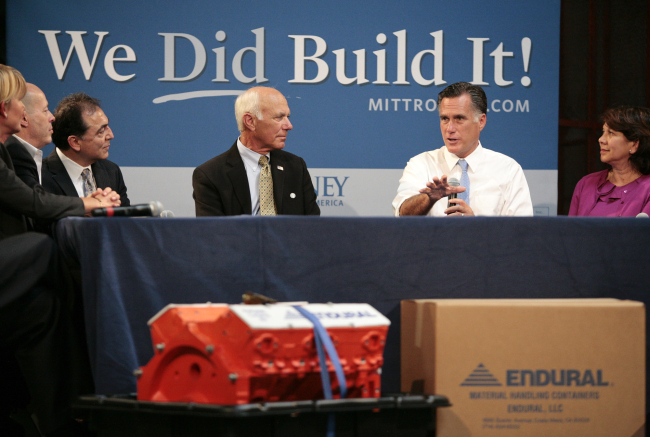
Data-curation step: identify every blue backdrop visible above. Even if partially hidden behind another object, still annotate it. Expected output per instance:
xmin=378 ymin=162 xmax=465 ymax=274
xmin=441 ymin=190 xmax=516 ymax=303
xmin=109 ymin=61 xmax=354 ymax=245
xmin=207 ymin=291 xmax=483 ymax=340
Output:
xmin=7 ymin=0 xmax=560 ymax=171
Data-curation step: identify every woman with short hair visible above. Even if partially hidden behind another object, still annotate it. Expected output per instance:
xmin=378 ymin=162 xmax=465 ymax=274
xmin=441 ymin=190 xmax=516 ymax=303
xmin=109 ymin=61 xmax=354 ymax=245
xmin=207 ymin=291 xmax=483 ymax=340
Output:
xmin=569 ymin=106 xmax=650 ymax=216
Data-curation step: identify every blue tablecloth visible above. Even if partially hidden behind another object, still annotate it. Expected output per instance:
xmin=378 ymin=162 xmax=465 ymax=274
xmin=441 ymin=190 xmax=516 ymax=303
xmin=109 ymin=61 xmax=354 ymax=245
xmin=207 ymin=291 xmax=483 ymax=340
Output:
xmin=55 ymin=216 xmax=649 ymax=400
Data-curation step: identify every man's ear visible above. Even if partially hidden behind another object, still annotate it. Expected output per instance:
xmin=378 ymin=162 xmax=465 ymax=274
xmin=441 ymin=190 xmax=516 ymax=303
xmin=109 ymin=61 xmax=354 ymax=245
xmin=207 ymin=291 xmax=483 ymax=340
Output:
xmin=478 ymin=113 xmax=487 ymax=132
xmin=68 ymin=136 xmax=81 ymax=152
xmin=20 ymin=111 xmax=29 ymax=128
xmin=243 ymin=113 xmax=256 ymax=132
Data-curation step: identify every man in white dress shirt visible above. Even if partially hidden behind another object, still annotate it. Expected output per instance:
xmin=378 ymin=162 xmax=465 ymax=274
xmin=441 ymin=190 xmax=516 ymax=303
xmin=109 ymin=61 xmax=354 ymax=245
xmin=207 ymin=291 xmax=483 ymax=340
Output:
xmin=42 ymin=93 xmax=130 ymax=205
xmin=393 ymin=82 xmax=533 ymax=217
xmin=4 ymin=83 xmax=54 ymax=188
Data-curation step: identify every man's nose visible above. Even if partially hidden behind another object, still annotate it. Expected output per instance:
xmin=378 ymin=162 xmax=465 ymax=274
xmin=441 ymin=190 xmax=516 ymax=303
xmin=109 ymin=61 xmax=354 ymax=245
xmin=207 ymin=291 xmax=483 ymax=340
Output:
xmin=285 ymin=118 xmax=293 ymax=130
xmin=106 ymin=126 xmax=115 ymax=139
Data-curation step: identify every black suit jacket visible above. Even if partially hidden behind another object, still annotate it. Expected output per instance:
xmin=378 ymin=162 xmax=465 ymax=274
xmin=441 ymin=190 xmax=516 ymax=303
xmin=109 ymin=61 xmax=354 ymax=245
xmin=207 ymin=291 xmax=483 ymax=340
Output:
xmin=42 ymin=149 xmax=130 ymax=206
xmin=0 ymin=141 xmax=84 ymax=240
xmin=192 ymin=142 xmax=320 ymax=216
xmin=4 ymin=136 xmax=40 ymax=188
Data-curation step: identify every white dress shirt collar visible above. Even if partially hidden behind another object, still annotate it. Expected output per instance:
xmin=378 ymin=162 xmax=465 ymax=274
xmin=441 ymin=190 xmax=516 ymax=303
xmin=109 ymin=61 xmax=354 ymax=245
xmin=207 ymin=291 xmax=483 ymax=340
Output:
xmin=236 ymin=138 xmax=271 ymax=215
xmin=443 ymin=141 xmax=483 ymax=173
xmin=56 ymin=147 xmax=93 ymax=197
xmin=237 ymin=137 xmax=270 ymax=171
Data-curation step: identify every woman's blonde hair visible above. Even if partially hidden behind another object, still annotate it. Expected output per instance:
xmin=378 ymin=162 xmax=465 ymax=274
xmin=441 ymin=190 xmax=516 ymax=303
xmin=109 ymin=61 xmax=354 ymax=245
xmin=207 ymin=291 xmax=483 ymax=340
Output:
xmin=0 ymin=64 xmax=27 ymax=105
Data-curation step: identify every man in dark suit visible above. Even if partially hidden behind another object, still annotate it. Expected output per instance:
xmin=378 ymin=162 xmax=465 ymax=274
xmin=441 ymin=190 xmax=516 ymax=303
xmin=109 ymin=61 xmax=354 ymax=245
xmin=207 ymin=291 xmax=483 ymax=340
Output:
xmin=193 ymin=87 xmax=319 ymax=216
xmin=0 ymin=64 xmax=121 ymax=436
xmin=44 ymin=93 xmax=130 ymax=206
xmin=0 ymin=71 xmax=118 ymax=238
xmin=5 ymin=83 xmax=55 ymax=189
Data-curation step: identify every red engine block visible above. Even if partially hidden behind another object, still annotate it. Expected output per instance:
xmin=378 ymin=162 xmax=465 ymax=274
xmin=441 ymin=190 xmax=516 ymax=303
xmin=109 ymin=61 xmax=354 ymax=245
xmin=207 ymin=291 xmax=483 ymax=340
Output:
xmin=136 ymin=303 xmax=390 ymax=405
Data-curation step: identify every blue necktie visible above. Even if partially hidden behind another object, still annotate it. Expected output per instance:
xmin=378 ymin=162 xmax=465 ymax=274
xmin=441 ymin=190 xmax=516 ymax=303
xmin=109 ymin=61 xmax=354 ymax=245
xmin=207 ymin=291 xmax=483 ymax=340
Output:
xmin=458 ymin=159 xmax=470 ymax=205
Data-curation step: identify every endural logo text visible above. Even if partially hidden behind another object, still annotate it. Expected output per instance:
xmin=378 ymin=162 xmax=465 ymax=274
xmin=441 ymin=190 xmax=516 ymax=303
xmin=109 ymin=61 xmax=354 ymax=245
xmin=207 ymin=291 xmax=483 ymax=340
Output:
xmin=506 ymin=369 xmax=609 ymax=387
xmin=461 ymin=364 xmax=610 ymax=388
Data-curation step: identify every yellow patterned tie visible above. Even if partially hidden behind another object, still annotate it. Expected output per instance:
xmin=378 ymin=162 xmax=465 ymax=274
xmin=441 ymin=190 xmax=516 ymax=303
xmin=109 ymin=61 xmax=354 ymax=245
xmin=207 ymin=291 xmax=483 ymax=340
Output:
xmin=258 ymin=155 xmax=277 ymax=216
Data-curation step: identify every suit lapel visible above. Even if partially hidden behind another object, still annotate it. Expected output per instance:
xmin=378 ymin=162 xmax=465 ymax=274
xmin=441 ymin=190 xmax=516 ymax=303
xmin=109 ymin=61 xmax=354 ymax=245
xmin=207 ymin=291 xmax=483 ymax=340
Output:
xmin=226 ymin=143 xmax=252 ymax=214
xmin=92 ymin=161 xmax=108 ymax=190
xmin=45 ymin=150 xmax=81 ymax=197
xmin=270 ymin=151 xmax=285 ymax=213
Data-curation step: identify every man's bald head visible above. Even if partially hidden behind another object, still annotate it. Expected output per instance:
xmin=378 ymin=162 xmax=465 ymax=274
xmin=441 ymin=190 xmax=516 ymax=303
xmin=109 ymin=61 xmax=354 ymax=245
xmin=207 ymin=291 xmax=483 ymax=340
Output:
xmin=22 ymin=84 xmax=44 ymax=112
xmin=17 ymin=83 xmax=55 ymax=149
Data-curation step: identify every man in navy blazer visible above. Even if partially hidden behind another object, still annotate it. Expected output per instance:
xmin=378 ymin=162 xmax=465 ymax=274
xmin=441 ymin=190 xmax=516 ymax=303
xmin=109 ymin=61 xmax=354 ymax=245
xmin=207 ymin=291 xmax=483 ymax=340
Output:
xmin=193 ymin=87 xmax=319 ymax=216
xmin=43 ymin=93 xmax=130 ymax=206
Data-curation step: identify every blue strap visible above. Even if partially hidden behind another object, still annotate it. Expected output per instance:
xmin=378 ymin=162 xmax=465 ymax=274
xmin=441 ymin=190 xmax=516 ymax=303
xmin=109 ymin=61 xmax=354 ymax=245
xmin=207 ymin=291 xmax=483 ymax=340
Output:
xmin=293 ymin=306 xmax=348 ymax=399
xmin=294 ymin=306 xmax=348 ymax=437
xmin=311 ymin=322 xmax=332 ymax=399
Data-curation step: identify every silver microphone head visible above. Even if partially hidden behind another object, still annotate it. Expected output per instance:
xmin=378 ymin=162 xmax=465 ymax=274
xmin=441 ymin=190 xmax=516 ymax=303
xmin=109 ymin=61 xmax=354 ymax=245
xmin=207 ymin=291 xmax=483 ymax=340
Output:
xmin=636 ymin=212 xmax=649 ymax=218
xmin=160 ymin=210 xmax=175 ymax=218
xmin=448 ymin=177 xmax=460 ymax=187
xmin=149 ymin=201 xmax=164 ymax=217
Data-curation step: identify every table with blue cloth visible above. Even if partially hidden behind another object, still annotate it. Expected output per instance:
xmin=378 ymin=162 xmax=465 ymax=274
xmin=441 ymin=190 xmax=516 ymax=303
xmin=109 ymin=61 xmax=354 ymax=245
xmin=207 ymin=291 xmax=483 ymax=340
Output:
xmin=55 ymin=216 xmax=649 ymax=410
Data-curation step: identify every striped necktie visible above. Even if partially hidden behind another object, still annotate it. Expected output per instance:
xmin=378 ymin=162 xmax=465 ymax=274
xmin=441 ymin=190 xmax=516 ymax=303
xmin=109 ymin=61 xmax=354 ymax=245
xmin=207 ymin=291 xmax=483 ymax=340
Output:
xmin=81 ymin=168 xmax=96 ymax=197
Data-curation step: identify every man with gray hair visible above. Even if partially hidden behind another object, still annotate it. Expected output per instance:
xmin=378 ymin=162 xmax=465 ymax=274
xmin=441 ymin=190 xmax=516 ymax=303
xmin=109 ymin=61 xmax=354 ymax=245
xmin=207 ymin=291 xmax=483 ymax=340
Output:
xmin=193 ymin=86 xmax=320 ymax=216
xmin=393 ymin=82 xmax=533 ymax=217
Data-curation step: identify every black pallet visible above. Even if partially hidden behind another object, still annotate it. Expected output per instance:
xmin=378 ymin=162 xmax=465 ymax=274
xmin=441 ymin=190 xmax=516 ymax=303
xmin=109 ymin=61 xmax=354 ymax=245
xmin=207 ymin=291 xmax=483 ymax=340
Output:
xmin=74 ymin=394 xmax=451 ymax=437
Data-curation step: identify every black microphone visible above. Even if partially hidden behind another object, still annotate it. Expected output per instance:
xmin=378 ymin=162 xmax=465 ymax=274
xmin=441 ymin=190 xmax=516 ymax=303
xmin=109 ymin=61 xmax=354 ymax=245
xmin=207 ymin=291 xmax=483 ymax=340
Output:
xmin=447 ymin=177 xmax=460 ymax=209
xmin=91 ymin=201 xmax=163 ymax=217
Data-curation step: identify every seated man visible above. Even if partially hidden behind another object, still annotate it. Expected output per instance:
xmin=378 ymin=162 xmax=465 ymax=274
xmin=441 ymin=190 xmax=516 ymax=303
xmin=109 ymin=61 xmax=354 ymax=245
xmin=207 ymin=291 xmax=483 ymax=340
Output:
xmin=393 ymin=82 xmax=533 ymax=217
xmin=43 ymin=93 xmax=130 ymax=205
xmin=0 ymin=233 xmax=93 ymax=437
xmin=193 ymin=86 xmax=319 ymax=216
xmin=0 ymin=64 xmax=120 ymax=436
xmin=5 ymin=83 xmax=53 ymax=188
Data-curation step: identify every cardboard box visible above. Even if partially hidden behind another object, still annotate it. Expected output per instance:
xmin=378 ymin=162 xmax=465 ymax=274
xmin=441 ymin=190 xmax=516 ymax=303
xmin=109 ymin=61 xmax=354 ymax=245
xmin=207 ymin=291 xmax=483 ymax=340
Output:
xmin=401 ymin=299 xmax=645 ymax=437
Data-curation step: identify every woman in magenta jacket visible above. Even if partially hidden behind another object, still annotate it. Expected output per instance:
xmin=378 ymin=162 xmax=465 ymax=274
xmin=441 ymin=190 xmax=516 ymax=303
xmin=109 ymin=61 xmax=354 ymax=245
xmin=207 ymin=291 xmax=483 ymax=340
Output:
xmin=569 ymin=106 xmax=650 ymax=217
